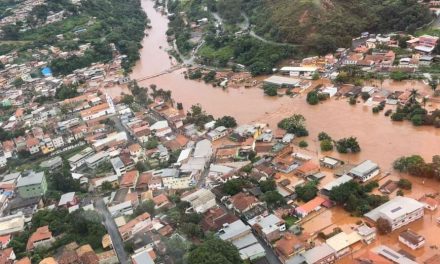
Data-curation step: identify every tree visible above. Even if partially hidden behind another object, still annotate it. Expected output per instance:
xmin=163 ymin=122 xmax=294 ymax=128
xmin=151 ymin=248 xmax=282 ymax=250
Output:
xmin=134 ymin=200 xmax=156 ymax=217
xmin=397 ymin=179 xmax=412 ymax=190
xmin=223 ymin=179 xmax=247 ymax=195
xmin=263 ymin=190 xmax=285 ymax=208
xmin=215 ymin=116 xmax=237 ymax=128
xmin=306 ymin=91 xmax=319 ymax=105
xmin=312 ymin=72 xmax=320 ymax=80
xmin=121 ymin=94 xmax=134 ymax=105
xmin=298 ymin=140 xmax=308 ymax=148
xmin=187 ymin=237 xmax=243 ymax=264
xmin=259 ymin=179 xmax=276 ymax=193
xmin=318 ymin=132 xmax=331 ymax=141
xmin=295 ymin=181 xmax=318 ymax=202
xmin=320 ymin=139 xmax=333 ymax=151
xmin=376 ymin=217 xmax=392 ymax=235
xmin=361 ymin=92 xmax=370 ymax=101
xmin=55 ymin=84 xmax=78 ymax=100
xmin=278 ymin=114 xmax=309 ymax=137
xmin=336 ymin=137 xmax=361 ymax=153
xmin=264 ymin=84 xmax=278 ymax=96
xmin=429 ymin=79 xmax=438 ymax=91
xmin=101 ymin=181 xmax=114 ymax=192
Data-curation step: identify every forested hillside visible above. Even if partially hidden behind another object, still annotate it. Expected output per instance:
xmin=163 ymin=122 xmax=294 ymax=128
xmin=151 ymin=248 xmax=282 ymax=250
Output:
xmin=241 ymin=0 xmax=432 ymax=53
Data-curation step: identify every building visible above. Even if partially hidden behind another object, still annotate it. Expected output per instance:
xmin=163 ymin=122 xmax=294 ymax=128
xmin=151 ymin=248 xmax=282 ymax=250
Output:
xmin=275 ymin=233 xmax=311 ymax=263
xmin=193 ymin=139 xmax=213 ymax=159
xmin=374 ymin=245 xmax=417 ymax=264
xmin=26 ymin=137 xmax=40 ymax=155
xmin=131 ymin=248 xmax=155 ymax=264
xmin=321 ymin=175 xmax=353 ymax=194
xmin=92 ymin=132 xmax=128 ymax=151
xmin=68 ymin=147 xmax=94 ymax=169
xmin=119 ymin=212 xmax=152 ymax=241
xmin=26 ymin=226 xmax=54 ymax=251
xmin=228 ymin=192 xmax=264 ymax=215
xmin=16 ymin=171 xmax=47 ymax=198
xmin=325 ymin=231 xmax=361 ymax=258
xmin=110 ymin=157 xmax=126 ymax=176
xmin=356 ymin=224 xmax=376 ymax=244
xmin=153 ymin=168 xmax=194 ymax=189
xmin=85 ymin=151 xmax=109 ymax=169
xmin=39 ymin=156 xmax=63 ymax=170
xmin=263 ymin=76 xmax=300 ymax=88
xmin=399 ymin=229 xmax=425 ymax=250
xmin=108 ymin=201 xmax=133 ymax=217
xmin=207 ymin=126 xmax=228 ymax=141
xmin=364 ymin=196 xmax=424 ymax=231
xmin=348 ymin=160 xmax=380 ymax=182
xmin=300 ymin=243 xmax=337 ymax=264
xmin=418 ymin=196 xmax=438 ymax=211
xmin=295 ymin=161 xmax=320 ymax=177
xmin=181 ymin=189 xmax=216 ymax=213
xmin=0 ymin=213 xmax=25 ymax=236
xmin=120 ymin=170 xmax=140 ymax=189
xmin=218 ymin=220 xmax=266 ymax=261
xmin=248 ymin=214 xmax=286 ymax=243
xmin=295 ymin=196 xmax=326 ymax=218
xmin=279 ymin=67 xmax=318 ymax=79
xmin=319 ymin=157 xmax=343 ymax=169
xmin=58 ymin=192 xmax=78 ymax=208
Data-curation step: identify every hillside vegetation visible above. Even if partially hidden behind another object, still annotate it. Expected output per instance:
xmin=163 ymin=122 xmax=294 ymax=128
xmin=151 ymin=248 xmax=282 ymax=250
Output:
xmin=241 ymin=0 xmax=432 ymax=54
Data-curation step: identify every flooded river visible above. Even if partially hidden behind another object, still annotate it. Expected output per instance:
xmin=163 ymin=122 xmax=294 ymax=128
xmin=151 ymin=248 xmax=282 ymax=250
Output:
xmin=130 ymin=0 xmax=440 ymax=262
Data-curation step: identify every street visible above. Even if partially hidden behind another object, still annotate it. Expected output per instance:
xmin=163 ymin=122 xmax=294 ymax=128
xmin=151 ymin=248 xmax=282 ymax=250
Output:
xmin=95 ymin=198 xmax=130 ymax=264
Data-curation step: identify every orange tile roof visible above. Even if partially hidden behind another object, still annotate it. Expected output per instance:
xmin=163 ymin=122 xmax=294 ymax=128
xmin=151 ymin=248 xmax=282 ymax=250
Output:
xmin=230 ymin=192 xmax=259 ymax=212
xmin=120 ymin=170 xmax=139 ymax=187
xmin=80 ymin=103 xmax=109 ymax=118
xmin=275 ymin=233 xmax=308 ymax=257
xmin=296 ymin=196 xmax=326 ymax=214
xmin=2 ymin=140 xmax=15 ymax=151
xmin=118 ymin=212 xmax=151 ymax=235
xmin=26 ymin=137 xmax=39 ymax=148
xmin=0 ymin=248 xmax=14 ymax=264
xmin=0 ymin=235 xmax=10 ymax=246
xmin=39 ymin=257 xmax=58 ymax=264
xmin=16 ymin=257 xmax=31 ymax=264
xmin=419 ymin=196 xmax=438 ymax=208
xmin=27 ymin=226 xmax=53 ymax=251
xmin=296 ymin=161 xmax=319 ymax=174
xmin=128 ymin=143 xmax=141 ymax=153
xmin=125 ymin=192 xmax=139 ymax=205
xmin=152 ymin=194 xmax=169 ymax=206
xmin=75 ymin=244 xmax=94 ymax=257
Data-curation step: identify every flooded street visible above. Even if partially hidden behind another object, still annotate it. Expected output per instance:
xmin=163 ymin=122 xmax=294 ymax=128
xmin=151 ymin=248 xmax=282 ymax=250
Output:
xmin=130 ymin=1 xmax=440 ymax=261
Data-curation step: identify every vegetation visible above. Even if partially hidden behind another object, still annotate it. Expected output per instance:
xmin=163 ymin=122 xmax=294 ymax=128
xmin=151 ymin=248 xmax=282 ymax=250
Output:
xmin=298 ymin=140 xmax=308 ymax=148
xmin=335 ymin=137 xmax=361 ymax=153
xmin=295 ymin=181 xmax=318 ymax=202
xmin=318 ymin=132 xmax=332 ymax=141
xmin=376 ymin=217 xmax=392 ymax=234
xmin=306 ymin=91 xmax=319 ymax=105
xmin=9 ymin=209 xmax=106 ymax=260
xmin=243 ymin=0 xmax=431 ymax=53
xmin=320 ymin=139 xmax=333 ymax=151
xmin=185 ymin=104 xmax=214 ymax=129
xmin=263 ymin=190 xmax=285 ymax=209
xmin=222 ymin=179 xmax=250 ymax=195
xmin=263 ymin=84 xmax=278 ymax=96
xmin=259 ymin=179 xmax=276 ymax=193
xmin=393 ymin=155 xmax=440 ymax=180
xmin=397 ymin=179 xmax=412 ymax=190
xmin=187 ymin=236 xmax=243 ymax=264
xmin=215 ymin=116 xmax=237 ymax=128
xmin=329 ymin=181 xmax=388 ymax=216
xmin=277 ymin=114 xmax=309 ymax=137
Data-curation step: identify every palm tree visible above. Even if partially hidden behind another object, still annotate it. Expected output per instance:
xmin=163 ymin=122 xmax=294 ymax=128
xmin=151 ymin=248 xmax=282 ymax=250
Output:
xmin=409 ymin=88 xmax=419 ymax=105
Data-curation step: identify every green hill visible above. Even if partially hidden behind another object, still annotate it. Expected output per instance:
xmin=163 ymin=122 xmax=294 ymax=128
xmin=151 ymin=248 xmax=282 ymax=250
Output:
xmin=242 ymin=0 xmax=433 ymax=54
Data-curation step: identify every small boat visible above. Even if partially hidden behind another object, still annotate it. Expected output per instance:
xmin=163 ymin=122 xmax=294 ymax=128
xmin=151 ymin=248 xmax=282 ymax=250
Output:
xmin=159 ymin=46 xmax=162 ymax=49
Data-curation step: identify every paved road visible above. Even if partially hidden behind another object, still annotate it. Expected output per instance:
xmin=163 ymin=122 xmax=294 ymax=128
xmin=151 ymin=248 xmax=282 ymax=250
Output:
xmin=95 ymin=199 xmax=129 ymax=264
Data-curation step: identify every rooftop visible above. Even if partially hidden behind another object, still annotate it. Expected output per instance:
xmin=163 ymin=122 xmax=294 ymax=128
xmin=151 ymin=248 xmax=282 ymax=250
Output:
xmin=364 ymin=197 xmax=424 ymax=222
xmin=16 ymin=171 xmax=45 ymax=187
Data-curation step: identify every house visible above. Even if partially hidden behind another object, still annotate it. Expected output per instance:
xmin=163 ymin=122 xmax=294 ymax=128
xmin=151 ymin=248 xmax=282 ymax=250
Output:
xmin=425 ymin=254 xmax=440 ymax=264
xmin=319 ymin=157 xmax=343 ymax=169
xmin=58 ymin=192 xmax=78 ymax=208
xmin=207 ymin=126 xmax=228 ymax=141
xmin=80 ymin=102 xmax=115 ymax=121
xmin=110 ymin=157 xmax=126 ymax=176
xmin=26 ymin=226 xmax=54 ymax=251
xmin=228 ymin=192 xmax=264 ymax=214
xmin=263 ymin=76 xmax=300 ymax=88
xmin=153 ymin=168 xmax=194 ymax=189
xmin=348 ymin=160 xmax=380 ymax=182
xmin=108 ymin=201 xmax=133 ymax=217
xmin=325 ymin=231 xmax=362 ymax=258
xmin=354 ymin=251 xmax=392 ymax=264
xmin=279 ymin=67 xmax=318 ymax=79
xmin=0 ymin=248 xmax=15 ymax=264
xmin=295 ymin=161 xmax=320 ymax=177
xmin=68 ymin=147 xmax=94 ymax=169
xmin=0 ymin=235 xmax=11 ymax=249
xmin=128 ymin=143 xmax=143 ymax=161
xmin=275 ymin=233 xmax=311 ymax=263
xmin=374 ymin=245 xmax=417 ymax=264
xmin=26 ymin=137 xmax=40 ymax=154
xmin=181 ymin=189 xmax=216 ymax=213
xmin=16 ymin=171 xmax=47 ymax=198
xmin=364 ymin=196 xmax=424 ymax=231
xmin=131 ymin=247 xmax=155 ymax=264
xmin=150 ymin=120 xmax=172 ymax=137
xmin=218 ymin=219 xmax=266 ymax=261
xmin=119 ymin=212 xmax=152 ymax=241
xmin=356 ymin=224 xmax=376 ymax=244
xmin=295 ymin=196 xmax=326 ymax=218
xmin=201 ymin=207 xmax=238 ymax=231
xmin=193 ymin=139 xmax=213 ymax=159
xmin=418 ymin=196 xmax=438 ymax=211
xmin=40 ymin=156 xmax=63 ymax=170
xmin=85 ymin=151 xmax=109 ymax=169
xmin=248 ymin=214 xmax=285 ymax=243
xmin=120 ymin=170 xmax=139 ymax=189
xmin=301 ymin=243 xmax=337 ymax=264
xmin=399 ymin=229 xmax=425 ymax=250
xmin=321 ymin=174 xmax=353 ymax=195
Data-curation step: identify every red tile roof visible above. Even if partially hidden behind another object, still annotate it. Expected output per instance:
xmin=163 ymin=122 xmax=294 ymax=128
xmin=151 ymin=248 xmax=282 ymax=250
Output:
xmin=230 ymin=192 xmax=259 ymax=212
xmin=120 ymin=170 xmax=139 ymax=188
xmin=26 ymin=226 xmax=53 ymax=251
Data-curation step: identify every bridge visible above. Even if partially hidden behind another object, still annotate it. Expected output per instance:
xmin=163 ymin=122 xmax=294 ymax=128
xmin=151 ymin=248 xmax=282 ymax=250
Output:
xmin=135 ymin=64 xmax=184 ymax=82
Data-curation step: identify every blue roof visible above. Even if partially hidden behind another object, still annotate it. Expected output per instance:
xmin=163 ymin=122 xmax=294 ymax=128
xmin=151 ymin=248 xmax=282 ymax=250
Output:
xmin=41 ymin=67 xmax=52 ymax=77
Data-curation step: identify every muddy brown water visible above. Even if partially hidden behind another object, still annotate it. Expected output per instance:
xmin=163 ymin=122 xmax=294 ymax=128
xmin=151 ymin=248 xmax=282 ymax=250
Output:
xmin=130 ymin=1 xmax=440 ymax=262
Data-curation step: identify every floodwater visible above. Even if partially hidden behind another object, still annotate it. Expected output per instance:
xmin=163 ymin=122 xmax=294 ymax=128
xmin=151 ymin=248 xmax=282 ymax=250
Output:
xmin=132 ymin=1 xmax=440 ymax=261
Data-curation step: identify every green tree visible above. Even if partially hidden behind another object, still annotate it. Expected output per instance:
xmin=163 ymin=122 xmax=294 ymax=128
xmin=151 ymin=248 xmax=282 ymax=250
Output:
xmin=295 ymin=181 xmax=318 ymax=202
xmin=187 ymin=237 xmax=243 ymax=264
xmin=397 ymin=179 xmax=412 ymax=190
xmin=298 ymin=140 xmax=308 ymax=148
xmin=264 ymin=84 xmax=278 ymax=96
xmin=376 ymin=217 xmax=392 ymax=235
xmin=259 ymin=179 xmax=276 ymax=193
xmin=278 ymin=114 xmax=309 ymax=137
xmin=215 ymin=116 xmax=237 ymax=128
xmin=306 ymin=91 xmax=319 ymax=105
xmin=263 ymin=190 xmax=285 ymax=208
xmin=223 ymin=179 xmax=247 ymax=195
xmin=320 ymin=139 xmax=333 ymax=151
xmin=318 ymin=132 xmax=332 ymax=141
